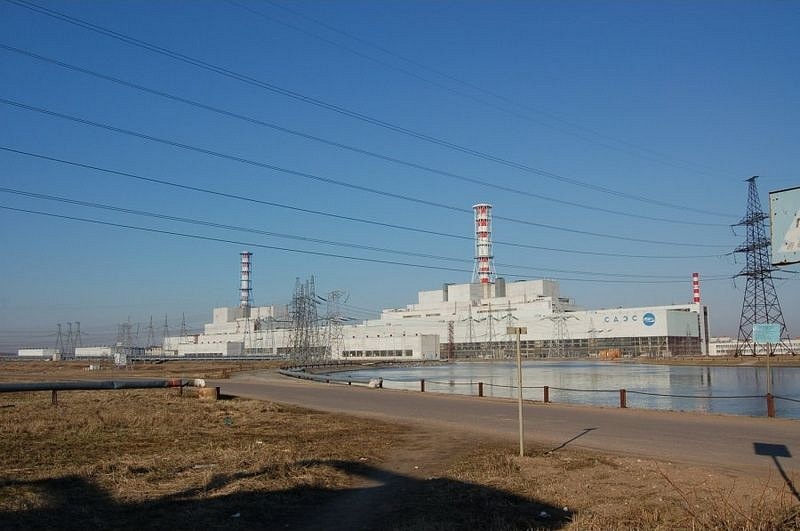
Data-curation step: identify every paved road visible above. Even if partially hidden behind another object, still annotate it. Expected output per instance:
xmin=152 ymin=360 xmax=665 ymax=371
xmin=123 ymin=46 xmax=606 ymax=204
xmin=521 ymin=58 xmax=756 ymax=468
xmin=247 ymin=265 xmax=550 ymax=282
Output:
xmin=213 ymin=372 xmax=800 ymax=477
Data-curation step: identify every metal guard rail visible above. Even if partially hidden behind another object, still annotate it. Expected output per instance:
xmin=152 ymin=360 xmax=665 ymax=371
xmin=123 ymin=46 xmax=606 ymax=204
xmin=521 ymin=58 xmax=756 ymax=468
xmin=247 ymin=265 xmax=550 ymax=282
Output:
xmin=279 ymin=366 xmax=795 ymax=418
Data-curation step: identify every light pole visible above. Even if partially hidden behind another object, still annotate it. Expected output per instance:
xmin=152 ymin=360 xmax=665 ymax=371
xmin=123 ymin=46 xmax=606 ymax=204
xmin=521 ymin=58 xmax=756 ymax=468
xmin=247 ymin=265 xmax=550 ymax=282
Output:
xmin=508 ymin=326 xmax=527 ymax=457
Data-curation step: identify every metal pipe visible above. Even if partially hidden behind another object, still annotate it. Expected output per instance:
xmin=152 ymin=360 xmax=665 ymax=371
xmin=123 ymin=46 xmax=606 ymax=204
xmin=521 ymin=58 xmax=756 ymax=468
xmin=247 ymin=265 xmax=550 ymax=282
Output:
xmin=0 ymin=379 xmax=207 ymax=393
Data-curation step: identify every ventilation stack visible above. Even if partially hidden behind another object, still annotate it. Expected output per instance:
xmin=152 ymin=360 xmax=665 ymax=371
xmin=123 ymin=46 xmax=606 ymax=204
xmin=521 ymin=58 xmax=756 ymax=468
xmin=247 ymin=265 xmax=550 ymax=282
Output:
xmin=472 ymin=203 xmax=496 ymax=284
xmin=692 ymin=273 xmax=701 ymax=304
xmin=240 ymin=251 xmax=253 ymax=316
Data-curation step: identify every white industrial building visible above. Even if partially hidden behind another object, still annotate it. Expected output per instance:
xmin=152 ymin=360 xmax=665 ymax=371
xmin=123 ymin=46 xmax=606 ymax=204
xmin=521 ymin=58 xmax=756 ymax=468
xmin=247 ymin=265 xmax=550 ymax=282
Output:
xmin=158 ymin=206 xmax=709 ymax=360
xmin=17 ymin=348 xmax=60 ymax=359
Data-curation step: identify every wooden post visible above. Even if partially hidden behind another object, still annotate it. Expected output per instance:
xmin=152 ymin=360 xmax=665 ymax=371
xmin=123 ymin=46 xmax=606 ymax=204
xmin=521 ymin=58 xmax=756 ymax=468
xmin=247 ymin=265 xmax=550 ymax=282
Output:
xmin=51 ymin=389 xmax=58 ymax=406
xmin=543 ymin=386 xmax=549 ymax=403
xmin=420 ymin=379 xmax=425 ymax=393
xmin=619 ymin=388 xmax=627 ymax=409
xmin=767 ymin=393 xmax=776 ymax=418
xmin=478 ymin=381 xmax=484 ymax=397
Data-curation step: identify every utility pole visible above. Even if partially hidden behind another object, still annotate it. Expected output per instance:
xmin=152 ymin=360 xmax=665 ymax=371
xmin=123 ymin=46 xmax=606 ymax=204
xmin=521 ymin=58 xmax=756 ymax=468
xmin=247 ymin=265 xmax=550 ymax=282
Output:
xmin=508 ymin=326 xmax=527 ymax=457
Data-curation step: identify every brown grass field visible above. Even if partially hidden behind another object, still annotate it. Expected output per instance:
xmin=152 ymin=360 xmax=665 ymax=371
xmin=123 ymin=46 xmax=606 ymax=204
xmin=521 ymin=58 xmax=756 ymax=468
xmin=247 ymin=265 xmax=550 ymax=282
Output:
xmin=1 ymin=360 xmax=799 ymax=530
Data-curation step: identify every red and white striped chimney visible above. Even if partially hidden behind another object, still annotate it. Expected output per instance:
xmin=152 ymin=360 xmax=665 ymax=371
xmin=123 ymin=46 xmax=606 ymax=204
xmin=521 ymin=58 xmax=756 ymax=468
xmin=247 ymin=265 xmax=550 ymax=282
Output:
xmin=692 ymin=272 xmax=700 ymax=304
xmin=472 ymin=203 xmax=496 ymax=284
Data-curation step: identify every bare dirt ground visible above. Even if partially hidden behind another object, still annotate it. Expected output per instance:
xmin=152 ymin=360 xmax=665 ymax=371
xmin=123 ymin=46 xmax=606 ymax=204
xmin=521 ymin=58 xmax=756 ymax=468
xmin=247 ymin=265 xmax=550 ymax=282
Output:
xmin=1 ymin=360 xmax=799 ymax=530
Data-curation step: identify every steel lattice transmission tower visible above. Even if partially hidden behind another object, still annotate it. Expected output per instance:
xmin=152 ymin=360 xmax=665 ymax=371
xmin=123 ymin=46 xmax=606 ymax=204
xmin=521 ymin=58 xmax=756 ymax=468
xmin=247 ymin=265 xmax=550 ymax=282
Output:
xmin=288 ymin=276 xmax=321 ymax=363
xmin=734 ymin=176 xmax=793 ymax=356
xmin=322 ymin=290 xmax=347 ymax=360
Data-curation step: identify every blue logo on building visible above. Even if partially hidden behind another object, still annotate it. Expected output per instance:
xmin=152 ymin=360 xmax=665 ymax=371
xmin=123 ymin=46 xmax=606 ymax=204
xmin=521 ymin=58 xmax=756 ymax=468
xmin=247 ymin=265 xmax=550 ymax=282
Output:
xmin=642 ymin=313 xmax=656 ymax=326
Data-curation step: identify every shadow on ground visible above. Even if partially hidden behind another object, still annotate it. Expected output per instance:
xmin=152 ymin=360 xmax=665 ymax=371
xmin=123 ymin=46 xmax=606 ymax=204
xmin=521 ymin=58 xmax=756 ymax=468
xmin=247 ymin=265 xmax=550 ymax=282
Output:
xmin=0 ymin=459 xmax=571 ymax=530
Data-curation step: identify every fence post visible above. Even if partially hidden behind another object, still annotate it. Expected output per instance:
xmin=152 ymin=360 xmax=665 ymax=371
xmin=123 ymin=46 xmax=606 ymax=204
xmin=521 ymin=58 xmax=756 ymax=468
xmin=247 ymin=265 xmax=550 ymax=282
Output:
xmin=619 ymin=389 xmax=627 ymax=409
xmin=766 ymin=393 xmax=776 ymax=418
xmin=420 ymin=379 xmax=425 ymax=393
xmin=478 ymin=382 xmax=483 ymax=397
xmin=51 ymin=389 xmax=58 ymax=406
xmin=543 ymin=386 xmax=549 ymax=403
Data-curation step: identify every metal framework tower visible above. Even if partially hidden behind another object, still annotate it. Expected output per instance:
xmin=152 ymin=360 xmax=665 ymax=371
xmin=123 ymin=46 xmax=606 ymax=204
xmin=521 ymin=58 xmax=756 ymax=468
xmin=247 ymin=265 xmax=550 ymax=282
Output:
xmin=472 ymin=203 xmax=496 ymax=284
xmin=461 ymin=305 xmax=479 ymax=344
xmin=322 ymin=290 xmax=347 ymax=359
xmin=161 ymin=314 xmax=170 ymax=344
xmin=734 ymin=176 xmax=793 ymax=356
xmin=447 ymin=321 xmax=455 ymax=360
xmin=74 ymin=321 xmax=82 ymax=350
xmin=55 ymin=323 xmax=64 ymax=353
xmin=146 ymin=316 xmax=156 ymax=347
xmin=480 ymin=302 xmax=501 ymax=358
xmin=288 ymin=276 xmax=321 ymax=362
xmin=180 ymin=313 xmax=188 ymax=338
xmin=542 ymin=313 xmax=577 ymax=358
xmin=501 ymin=302 xmax=519 ymax=357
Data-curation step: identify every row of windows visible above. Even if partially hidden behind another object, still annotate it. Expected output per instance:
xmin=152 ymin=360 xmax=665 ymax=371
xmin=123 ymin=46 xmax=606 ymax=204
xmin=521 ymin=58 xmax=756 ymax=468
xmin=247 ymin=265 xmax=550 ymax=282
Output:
xmin=443 ymin=336 xmax=703 ymax=357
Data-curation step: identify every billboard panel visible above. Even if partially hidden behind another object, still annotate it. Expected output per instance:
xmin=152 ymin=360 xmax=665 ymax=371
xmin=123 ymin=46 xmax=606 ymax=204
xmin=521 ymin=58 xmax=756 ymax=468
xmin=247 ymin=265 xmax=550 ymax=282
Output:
xmin=769 ymin=185 xmax=800 ymax=266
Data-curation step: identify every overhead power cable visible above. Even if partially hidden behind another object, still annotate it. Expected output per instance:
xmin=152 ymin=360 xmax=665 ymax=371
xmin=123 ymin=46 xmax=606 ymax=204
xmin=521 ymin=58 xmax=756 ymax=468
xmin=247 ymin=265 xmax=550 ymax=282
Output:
xmin=0 ymin=204 xmax=733 ymax=284
xmin=239 ymin=0 xmax=725 ymax=179
xmin=0 ymin=97 xmax=730 ymax=249
xmin=3 ymin=0 xmax=735 ymax=218
xmin=0 ymin=43 xmax=728 ymax=228
xmin=2 ymin=186 xmax=727 ymax=281
xmin=0 ymin=145 xmax=730 ymax=260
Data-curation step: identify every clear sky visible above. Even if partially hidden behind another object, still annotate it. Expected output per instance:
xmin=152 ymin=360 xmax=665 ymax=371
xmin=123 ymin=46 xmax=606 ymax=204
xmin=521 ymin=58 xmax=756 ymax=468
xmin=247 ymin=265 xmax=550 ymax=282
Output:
xmin=1 ymin=0 xmax=798 ymax=351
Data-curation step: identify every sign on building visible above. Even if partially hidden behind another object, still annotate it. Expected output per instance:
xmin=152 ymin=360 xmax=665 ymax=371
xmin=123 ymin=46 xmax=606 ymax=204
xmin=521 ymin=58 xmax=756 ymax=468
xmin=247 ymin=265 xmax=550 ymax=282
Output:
xmin=769 ymin=185 xmax=800 ymax=266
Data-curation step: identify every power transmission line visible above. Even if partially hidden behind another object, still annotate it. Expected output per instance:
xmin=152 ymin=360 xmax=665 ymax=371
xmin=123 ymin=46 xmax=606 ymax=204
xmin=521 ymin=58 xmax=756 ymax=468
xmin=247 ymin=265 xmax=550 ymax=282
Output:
xmin=0 ymin=204 xmax=735 ymax=284
xmin=0 ymin=145 xmax=730 ymax=260
xmin=0 ymin=97 xmax=731 ymax=249
xmin=0 ymin=43 xmax=729 ymax=228
xmin=0 ymin=186 xmax=731 ymax=281
xmin=237 ymin=0 xmax=726 ymax=179
xmin=2 ymin=0 xmax=735 ymax=218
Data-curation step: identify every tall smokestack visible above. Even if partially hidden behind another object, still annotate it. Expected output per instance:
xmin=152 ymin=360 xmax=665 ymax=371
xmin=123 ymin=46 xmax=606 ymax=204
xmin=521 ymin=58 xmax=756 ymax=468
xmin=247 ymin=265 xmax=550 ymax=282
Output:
xmin=472 ymin=203 xmax=496 ymax=284
xmin=240 ymin=251 xmax=253 ymax=311
xmin=692 ymin=272 xmax=700 ymax=304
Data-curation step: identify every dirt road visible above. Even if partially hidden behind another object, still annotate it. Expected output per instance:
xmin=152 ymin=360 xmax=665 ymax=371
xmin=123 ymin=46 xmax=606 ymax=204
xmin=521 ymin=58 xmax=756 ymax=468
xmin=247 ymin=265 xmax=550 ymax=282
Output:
xmin=214 ymin=371 xmax=799 ymax=477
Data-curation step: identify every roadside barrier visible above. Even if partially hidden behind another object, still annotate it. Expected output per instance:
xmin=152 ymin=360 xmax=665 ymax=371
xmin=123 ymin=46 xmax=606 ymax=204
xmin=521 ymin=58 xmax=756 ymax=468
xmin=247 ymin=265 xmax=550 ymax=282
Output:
xmin=279 ymin=367 xmax=797 ymax=419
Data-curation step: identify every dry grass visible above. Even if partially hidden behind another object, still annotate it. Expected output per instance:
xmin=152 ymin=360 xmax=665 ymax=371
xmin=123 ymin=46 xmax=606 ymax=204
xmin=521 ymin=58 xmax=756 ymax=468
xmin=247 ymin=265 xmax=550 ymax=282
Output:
xmin=0 ymin=359 xmax=282 ymax=382
xmin=0 ymin=388 xmax=406 ymax=529
xmin=445 ymin=447 xmax=800 ymax=530
xmin=2 ymin=360 xmax=799 ymax=529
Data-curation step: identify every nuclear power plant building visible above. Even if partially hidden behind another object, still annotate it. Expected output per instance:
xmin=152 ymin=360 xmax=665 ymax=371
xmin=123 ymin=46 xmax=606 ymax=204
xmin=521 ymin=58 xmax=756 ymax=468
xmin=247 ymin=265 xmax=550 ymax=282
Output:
xmin=162 ymin=203 xmax=709 ymax=360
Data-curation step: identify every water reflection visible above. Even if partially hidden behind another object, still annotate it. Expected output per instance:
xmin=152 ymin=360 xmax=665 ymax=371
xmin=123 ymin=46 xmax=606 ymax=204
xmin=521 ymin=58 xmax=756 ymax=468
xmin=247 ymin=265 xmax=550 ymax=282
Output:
xmin=333 ymin=361 xmax=800 ymax=419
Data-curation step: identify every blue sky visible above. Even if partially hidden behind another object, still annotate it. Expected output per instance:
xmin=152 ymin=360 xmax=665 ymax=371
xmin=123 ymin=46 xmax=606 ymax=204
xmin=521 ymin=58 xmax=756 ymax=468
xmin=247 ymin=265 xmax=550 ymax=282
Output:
xmin=1 ymin=0 xmax=798 ymax=350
